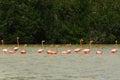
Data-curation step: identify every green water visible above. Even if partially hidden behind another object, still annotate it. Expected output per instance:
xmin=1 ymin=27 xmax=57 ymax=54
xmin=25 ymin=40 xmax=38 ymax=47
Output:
xmin=0 ymin=44 xmax=119 ymax=80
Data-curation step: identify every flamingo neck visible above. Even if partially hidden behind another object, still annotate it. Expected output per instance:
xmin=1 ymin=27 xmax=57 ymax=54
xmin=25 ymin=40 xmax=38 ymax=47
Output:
xmin=49 ymin=45 xmax=53 ymax=51
xmin=1 ymin=40 xmax=4 ymax=49
xmin=55 ymin=45 xmax=58 ymax=52
xmin=100 ymin=46 xmax=102 ymax=51
xmin=80 ymin=41 xmax=82 ymax=49
xmin=42 ymin=42 xmax=44 ymax=49
xmin=17 ymin=37 xmax=20 ymax=47
xmin=17 ymin=39 xmax=19 ymax=47
xmin=115 ymin=41 xmax=118 ymax=49
xmin=24 ymin=44 xmax=27 ymax=51
xmin=89 ymin=42 xmax=92 ymax=50
xmin=66 ymin=44 xmax=71 ymax=50
xmin=41 ymin=41 xmax=45 ymax=49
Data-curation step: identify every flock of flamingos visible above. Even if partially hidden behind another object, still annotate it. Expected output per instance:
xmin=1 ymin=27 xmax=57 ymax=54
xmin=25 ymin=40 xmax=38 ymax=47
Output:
xmin=1 ymin=37 xmax=118 ymax=55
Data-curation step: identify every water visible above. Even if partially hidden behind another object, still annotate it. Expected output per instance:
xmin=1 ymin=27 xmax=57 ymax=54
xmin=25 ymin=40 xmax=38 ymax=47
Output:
xmin=0 ymin=44 xmax=120 ymax=80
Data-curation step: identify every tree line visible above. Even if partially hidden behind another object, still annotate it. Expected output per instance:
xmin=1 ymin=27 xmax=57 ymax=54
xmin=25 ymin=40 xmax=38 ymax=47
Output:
xmin=0 ymin=0 xmax=120 ymax=44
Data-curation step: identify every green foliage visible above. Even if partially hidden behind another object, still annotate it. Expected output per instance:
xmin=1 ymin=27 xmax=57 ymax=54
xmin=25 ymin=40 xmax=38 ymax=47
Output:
xmin=0 ymin=0 xmax=120 ymax=44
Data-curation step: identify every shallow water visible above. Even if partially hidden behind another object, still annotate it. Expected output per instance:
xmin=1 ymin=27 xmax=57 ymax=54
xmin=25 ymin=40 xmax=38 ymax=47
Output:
xmin=0 ymin=44 xmax=120 ymax=80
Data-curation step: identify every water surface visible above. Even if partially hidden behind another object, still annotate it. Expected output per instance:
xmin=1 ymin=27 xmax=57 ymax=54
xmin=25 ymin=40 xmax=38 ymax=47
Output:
xmin=0 ymin=44 xmax=120 ymax=80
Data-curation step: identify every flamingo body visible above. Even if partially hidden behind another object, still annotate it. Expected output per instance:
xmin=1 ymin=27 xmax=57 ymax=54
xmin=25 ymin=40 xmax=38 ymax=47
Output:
xmin=3 ymin=49 xmax=8 ymax=53
xmin=111 ymin=49 xmax=117 ymax=54
xmin=74 ymin=48 xmax=82 ymax=52
xmin=13 ymin=47 xmax=19 ymax=51
xmin=61 ymin=51 xmax=68 ymax=54
xmin=47 ymin=50 xmax=52 ymax=54
xmin=96 ymin=51 xmax=102 ymax=54
xmin=83 ymin=49 xmax=90 ymax=54
xmin=67 ymin=49 xmax=71 ymax=54
xmin=21 ymin=50 xmax=26 ymax=54
xmin=9 ymin=51 xmax=15 ymax=54
xmin=47 ymin=50 xmax=57 ymax=54
xmin=51 ymin=51 xmax=57 ymax=54
xmin=47 ymin=50 xmax=56 ymax=55
xmin=37 ymin=49 xmax=44 ymax=53
xmin=61 ymin=49 xmax=71 ymax=54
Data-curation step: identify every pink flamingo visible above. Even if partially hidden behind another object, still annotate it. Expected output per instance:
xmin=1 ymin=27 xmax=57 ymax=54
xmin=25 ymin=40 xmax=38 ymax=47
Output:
xmin=74 ymin=39 xmax=83 ymax=53
xmin=66 ymin=44 xmax=72 ymax=54
xmin=83 ymin=40 xmax=93 ymax=54
xmin=47 ymin=45 xmax=53 ymax=54
xmin=1 ymin=40 xmax=8 ymax=54
xmin=13 ymin=37 xmax=20 ymax=51
xmin=61 ymin=44 xmax=71 ymax=54
xmin=111 ymin=40 xmax=118 ymax=54
xmin=9 ymin=45 xmax=16 ymax=54
xmin=37 ymin=40 xmax=45 ymax=53
xmin=61 ymin=50 xmax=68 ymax=54
xmin=9 ymin=50 xmax=15 ymax=54
xmin=20 ymin=44 xmax=27 ymax=54
xmin=96 ymin=45 xmax=103 ymax=55
xmin=51 ymin=45 xmax=58 ymax=54
xmin=47 ymin=45 xmax=58 ymax=55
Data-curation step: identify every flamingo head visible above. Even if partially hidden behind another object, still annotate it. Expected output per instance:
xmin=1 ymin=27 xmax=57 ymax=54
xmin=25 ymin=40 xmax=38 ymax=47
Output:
xmin=80 ymin=39 xmax=83 ymax=42
xmin=42 ymin=40 xmax=45 ymax=43
xmin=1 ymin=40 xmax=3 ymax=43
xmin=24 ymin=44 xmax=27 ymax=47
xmin=115 ymin=40 xmax=117 ymax=43
xmin=90 ymin=40 xmax=93 ymax=43
xmin=17 ymin=37 xmax=19 ymax=40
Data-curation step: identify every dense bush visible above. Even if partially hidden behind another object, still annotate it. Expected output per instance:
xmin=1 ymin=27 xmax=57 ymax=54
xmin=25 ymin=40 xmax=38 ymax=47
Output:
xmin=0 ymin=0 xmax=120 ymax=44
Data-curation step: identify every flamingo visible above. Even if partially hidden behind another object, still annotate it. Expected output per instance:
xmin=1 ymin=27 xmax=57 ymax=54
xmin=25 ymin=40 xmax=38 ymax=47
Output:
xmin=83 ymin=40 xmax=93 ymax=54
xmin=66 ymin=43 xmax=72 ymax=54
xmin=1 ymin=40 xmax=8 ymax=54
xmin=111 ymin=40 xmax=118 ymax=54
xmin=47 ymin=45 xmax=53 ymax=54
xmin=61 ymin=50 xmax=68 ymax=54
xmin=37 ymin=40 xmax=45 ymax=53
xmin=61 ymin=44 xmax=71 ymax=54
xmin=50 ymin=45 xmax=58 ymax=54
xmin=20 ymin=44 xmax=27 ymax=54
xmin=9 ymin=50 xmax=15 ymax=54
xmin=8 ymin=45 xmax=16 ymax=54
xmin=74 ymin=39 xmax=83 ymax=53
xmin=13 ymin=37 xmax=20 ymax=51
xmin=96 ymin=45 xmax=103 ymax=55
xmin=47 ymin=45 xmax=58 ymax=55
